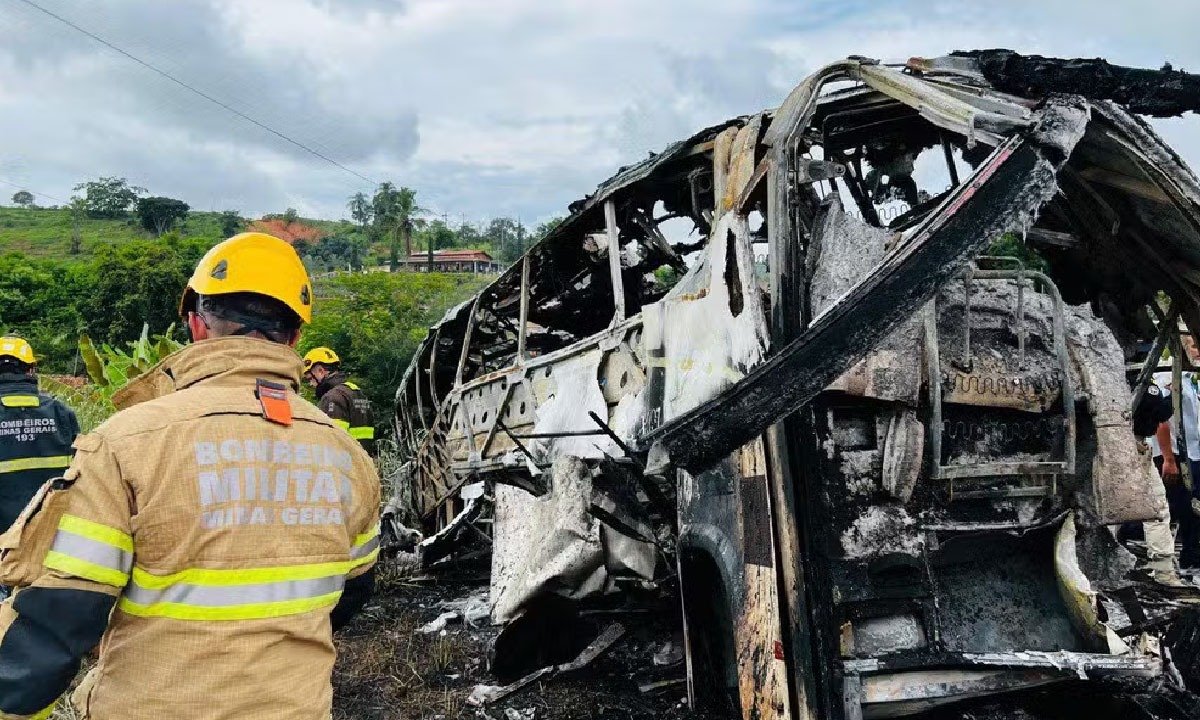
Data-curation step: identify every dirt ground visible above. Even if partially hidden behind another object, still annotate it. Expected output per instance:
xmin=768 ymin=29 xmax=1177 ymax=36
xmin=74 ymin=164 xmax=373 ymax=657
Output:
xmin=331 ymin=558 xmax=1200 ymax=720
xmin=332 ymin=557 xmax=715 ymax=720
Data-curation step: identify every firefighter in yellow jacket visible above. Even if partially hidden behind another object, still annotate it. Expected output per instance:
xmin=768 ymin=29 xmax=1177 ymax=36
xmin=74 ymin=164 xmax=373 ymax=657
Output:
xmin=0 ymin=233 xmax=381 ymax=720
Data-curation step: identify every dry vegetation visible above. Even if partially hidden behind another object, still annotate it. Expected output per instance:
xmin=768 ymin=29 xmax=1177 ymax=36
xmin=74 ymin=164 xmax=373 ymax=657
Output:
xmin=332 ymin=561 xmax=494 ymax=720
xmin=332 ymin=557 xmax=710 ymax=720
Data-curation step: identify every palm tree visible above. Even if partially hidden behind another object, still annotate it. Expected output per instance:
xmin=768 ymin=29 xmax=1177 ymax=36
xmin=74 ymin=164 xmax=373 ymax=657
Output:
xmin=347 ymin=192 xmax=372 ymax=230
xmin=372 ymin=183 xmax=421 ymax=272
xmin=346 ymin=192 xmax=373 ymax=271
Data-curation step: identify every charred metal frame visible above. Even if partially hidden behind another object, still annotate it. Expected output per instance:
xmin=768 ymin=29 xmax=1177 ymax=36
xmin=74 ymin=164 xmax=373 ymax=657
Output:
xmin=388 ymin=51 xmax=1200 ymax=720
xmin=925 ymin=267 xmax=1076 ymax=491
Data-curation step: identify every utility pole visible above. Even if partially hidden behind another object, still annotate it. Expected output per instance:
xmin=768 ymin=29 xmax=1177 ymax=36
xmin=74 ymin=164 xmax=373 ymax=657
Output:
xmin=70 ymin=197 xmax=83 ymax=255
xmin=429 ymin=212 xmax=446 ymax=273
xmin=390 ymin=223 xmax=400 ymax=273
xmin=71 ymin=212 xmax=81 ymax=255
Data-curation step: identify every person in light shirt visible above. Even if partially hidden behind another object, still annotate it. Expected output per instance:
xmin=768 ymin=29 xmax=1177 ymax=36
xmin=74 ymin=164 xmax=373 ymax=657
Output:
xmin=1145 ymin=357 xmax=1200 ymax=569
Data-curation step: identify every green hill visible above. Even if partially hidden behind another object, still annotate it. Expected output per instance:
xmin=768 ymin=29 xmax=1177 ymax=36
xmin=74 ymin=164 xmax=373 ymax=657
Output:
xmin=0 ymin=206 xmax=234 ymax=257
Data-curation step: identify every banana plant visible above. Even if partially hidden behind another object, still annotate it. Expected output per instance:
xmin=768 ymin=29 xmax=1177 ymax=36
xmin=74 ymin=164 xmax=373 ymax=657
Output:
xmin=79 ymin=323 xmax=184 ymax=397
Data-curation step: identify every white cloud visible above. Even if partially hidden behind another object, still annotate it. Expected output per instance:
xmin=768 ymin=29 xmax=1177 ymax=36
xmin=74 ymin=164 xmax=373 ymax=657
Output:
xmin=0 ymin=0 xmax=1197 ymax=224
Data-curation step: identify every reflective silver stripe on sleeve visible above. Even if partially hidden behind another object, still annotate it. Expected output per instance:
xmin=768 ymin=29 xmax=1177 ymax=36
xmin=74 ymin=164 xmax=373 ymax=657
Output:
xmin=123 ymin=574 xmax=346 ymax=608
xmin=351 ymin=537 xmax=379 ymax=561
xmin=50 ymin=530 xmax=134 ymax=574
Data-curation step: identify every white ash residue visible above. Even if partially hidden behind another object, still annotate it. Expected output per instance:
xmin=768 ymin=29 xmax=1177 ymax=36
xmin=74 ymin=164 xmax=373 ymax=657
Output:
xmin=808 ymin=196 xmax=895 ymax=320
xmin=840 ymin=505 xmax=922 ymax=560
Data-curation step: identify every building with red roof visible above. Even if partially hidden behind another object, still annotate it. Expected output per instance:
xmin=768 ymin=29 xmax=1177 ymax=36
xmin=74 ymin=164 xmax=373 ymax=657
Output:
xmin=399 ymin=248 xmax=501 ymax=273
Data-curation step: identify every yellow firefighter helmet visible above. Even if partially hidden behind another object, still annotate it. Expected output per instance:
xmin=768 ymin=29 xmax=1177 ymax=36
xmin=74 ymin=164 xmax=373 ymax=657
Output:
xmin=179 ymin=232 xmax=313 ymax=324
xmin=302 ymin=347 xmax=340 ymax=372
xmin=0 ymin=337 xmax=35 ymax=365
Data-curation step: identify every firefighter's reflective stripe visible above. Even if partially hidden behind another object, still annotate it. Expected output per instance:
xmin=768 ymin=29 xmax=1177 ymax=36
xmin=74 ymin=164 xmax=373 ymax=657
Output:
xmin=0 ymin=455 xmax=71 ymax=475
xmin=351 ymin=524 xmax=380 ymax=569
xmin=330 ymin=416 xmax=373 ymax=441
xmin=343 ymin=382 xmax=359 ymax=391
xmin=43 ymin=515 xmax=134 ymax=588
xmin=47 ymin=530 xmax=133 ymax=578
xmin=118 ymin=562 xmax=352 ymax=621
xmin=0 ymin=394 xmax=40 ymax=408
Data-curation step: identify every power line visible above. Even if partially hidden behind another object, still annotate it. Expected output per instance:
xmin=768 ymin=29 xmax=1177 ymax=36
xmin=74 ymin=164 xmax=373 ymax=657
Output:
xmin=0 ymin=176 xmax=65 ymax=203
xmin=14 ymin=0 xmax=379 ymax=187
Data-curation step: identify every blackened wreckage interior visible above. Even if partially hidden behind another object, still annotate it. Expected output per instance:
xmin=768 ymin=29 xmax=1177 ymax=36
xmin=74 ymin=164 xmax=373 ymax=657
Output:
xmin=388 ymin=51 xmax=1200 ymax=719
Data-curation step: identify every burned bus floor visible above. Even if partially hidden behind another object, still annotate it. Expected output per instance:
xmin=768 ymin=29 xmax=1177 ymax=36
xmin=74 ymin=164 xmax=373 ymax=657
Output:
xmin=385 ymin=51 xmax=1200 ymax=720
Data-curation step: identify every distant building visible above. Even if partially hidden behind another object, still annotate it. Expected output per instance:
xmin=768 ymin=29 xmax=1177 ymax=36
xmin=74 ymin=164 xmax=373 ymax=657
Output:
xmin=399 ymin=249 xmax=501 ymax=273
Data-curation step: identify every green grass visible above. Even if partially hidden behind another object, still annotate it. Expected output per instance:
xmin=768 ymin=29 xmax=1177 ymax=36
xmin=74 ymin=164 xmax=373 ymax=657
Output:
xmin=0 ymin=207 xmax=228 ymax=258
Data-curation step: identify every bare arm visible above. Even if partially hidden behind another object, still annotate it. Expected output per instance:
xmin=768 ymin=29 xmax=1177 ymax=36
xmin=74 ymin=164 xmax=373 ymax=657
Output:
xmin=1158 ymin=421 xmax=1180 ymax=482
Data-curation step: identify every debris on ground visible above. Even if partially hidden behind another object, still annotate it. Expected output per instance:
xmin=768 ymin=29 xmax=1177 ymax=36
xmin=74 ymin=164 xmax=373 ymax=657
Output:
xmin=638 ymin=678 xmax=687 ymax=695
xmin=333 ymin=562 xmax=718 ymax=720
xmin=651 ymin=640 xmax=683 ymax=667
xmin=442 ymin=588 xmax=492 ymax=627
xmin=420 ymin=611 xmax=461 ymax=635
xmin=468 ymin=623 xmax=626 ymax=707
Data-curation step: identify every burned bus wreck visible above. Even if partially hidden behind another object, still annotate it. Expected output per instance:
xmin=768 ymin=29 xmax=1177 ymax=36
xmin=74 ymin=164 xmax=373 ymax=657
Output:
xmin=387 ymin=52 xmax=1200 ymax=719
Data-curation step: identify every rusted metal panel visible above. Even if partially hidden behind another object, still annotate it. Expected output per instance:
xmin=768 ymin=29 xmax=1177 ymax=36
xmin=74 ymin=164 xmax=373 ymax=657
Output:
xmin=940 ymin=362 xmax=1059 ymax=412
xmin=720 ymin=115 xmax=764 ymax=217
xmin=733 ymin=440 xmax=791 ymax=720
xmin=826 ymin=319 xmax=922 ymax=405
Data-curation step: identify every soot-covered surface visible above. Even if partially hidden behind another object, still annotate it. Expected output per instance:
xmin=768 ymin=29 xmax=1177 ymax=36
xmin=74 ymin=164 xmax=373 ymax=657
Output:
xmin=918 ymin=677 xmax=1200 ymax=720
xmin=333 ymin=559 xmax=722 ymax=720
xmin=935 ymin=541 xmax=1083 ymax=653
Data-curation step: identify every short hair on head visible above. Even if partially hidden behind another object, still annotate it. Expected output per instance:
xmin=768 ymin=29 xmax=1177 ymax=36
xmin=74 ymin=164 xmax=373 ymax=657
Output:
xmin=196 ymin=292 xmax=302 ymax=343
xmin=309 ymin=361 xmax=340 ymax=378
xmin=0 ymin=357 xmax=31 ymax=375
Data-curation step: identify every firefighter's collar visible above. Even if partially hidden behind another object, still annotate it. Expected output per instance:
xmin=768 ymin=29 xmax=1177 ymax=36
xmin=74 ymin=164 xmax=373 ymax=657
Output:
xmin=112 ymin=337 xmax=303 ymax=409
xmin=315 ymin=370 xmax=349 ymax=399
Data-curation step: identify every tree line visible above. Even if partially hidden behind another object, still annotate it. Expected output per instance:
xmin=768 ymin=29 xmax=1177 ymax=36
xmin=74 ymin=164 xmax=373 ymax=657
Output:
xmin=11 ymin=177 xmax=241 ymax=255
xmin=0 ymin=234 xmax=491 ymax=414
xmin=0 ymin=235 xmax=211 ymax=371
xmin=301 ymin=212 xmax=561 ymax=274
xmin=0 ymin=177 xmax=561 ymax=413
xmin=11 ymin=177 xmax=563 ymax=272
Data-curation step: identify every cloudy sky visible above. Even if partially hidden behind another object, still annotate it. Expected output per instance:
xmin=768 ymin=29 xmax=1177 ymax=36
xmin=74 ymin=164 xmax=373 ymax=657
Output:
xmin=1 ymin=0 xmax=1198 ymax=226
